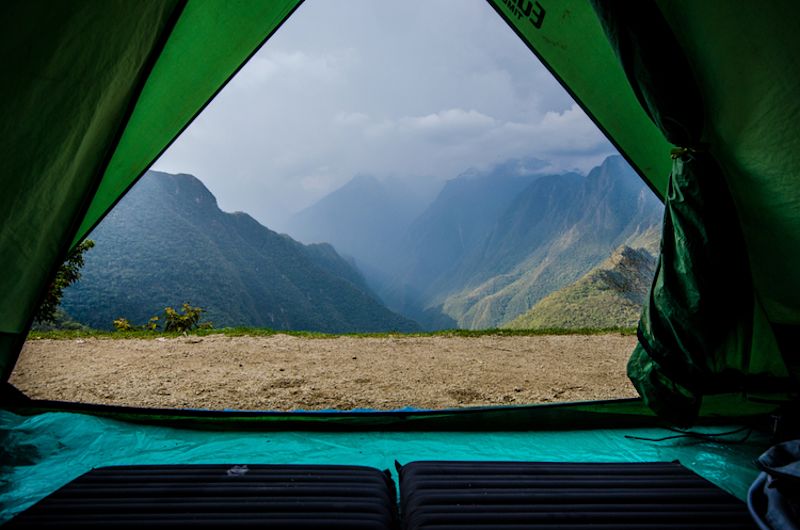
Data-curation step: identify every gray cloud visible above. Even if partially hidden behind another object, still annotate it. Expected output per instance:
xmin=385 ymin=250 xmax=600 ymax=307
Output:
xmin=153 ymin=0 xmax=615 ymax=231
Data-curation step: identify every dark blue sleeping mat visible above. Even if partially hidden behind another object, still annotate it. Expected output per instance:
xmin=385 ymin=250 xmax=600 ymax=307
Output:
xmin=398 ymin=461 xmax=756 ymax=529
xmin=6 ymin=464 xmax=397 ymax=529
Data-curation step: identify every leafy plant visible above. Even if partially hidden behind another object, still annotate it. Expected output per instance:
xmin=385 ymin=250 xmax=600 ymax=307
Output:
xmin=113 ymin=303 xmax=210 ymax=332
xmin=34 ymin=239 xmax=95 ymax=324
xmin=144 ymin=315 xmax=160 ymax=331
xmin=112 ymin=317 xmax=134 ymax=332
xmin=163 ymin=303 xmax=206 ymax=332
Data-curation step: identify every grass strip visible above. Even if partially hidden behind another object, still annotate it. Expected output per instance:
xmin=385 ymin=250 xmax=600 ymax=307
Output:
xmin=28 ymin=326 xmax=637 ymax=341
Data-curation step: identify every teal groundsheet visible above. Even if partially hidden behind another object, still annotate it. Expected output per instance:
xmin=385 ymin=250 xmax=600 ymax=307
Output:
xmin=0 ymin=409 xmax=766 ymax=522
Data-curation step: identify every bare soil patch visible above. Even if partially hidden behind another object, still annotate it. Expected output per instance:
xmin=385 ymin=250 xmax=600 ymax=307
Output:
xmin=11 ymin=334 xmax=638 ymax=410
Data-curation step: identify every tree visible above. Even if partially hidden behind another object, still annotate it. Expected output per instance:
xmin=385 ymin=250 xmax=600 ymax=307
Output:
xmin=34 ymin=240 xmax=95 ymax=324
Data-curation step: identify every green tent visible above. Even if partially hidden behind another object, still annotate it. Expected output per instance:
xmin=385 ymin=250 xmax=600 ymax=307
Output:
xmin=2 ymin=0 xmax=799 ymax=523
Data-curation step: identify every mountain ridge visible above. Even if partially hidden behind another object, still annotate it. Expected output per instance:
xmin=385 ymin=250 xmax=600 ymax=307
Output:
xmin=435 ymin=155 xmax=663 ymax=328
xmin=62 ymin=171 xmax=419 ymax=333
xmin=283 ymin=154 xmax=663 ymax=330
xmin=504 ymin=245 xmax=657 ymax=330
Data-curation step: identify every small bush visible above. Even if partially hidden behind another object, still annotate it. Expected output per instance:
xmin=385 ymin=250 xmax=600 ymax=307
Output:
xmin=112 ymin=317 xmax=134 ymax=332
xmin=163 ymin=303 xmax=205 ymax=332
xmin=113 ymin=303 xmax=210 ymax=333
xmin=144 ymin=315 xmax=160 ymax=331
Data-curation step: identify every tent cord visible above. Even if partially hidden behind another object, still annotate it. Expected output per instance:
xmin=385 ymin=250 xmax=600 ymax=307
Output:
xmin=624 ymin=426 xmax=752 ymax=444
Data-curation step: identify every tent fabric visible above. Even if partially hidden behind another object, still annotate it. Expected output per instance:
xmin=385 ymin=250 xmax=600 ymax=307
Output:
xmin=628 ymin=152 xmax=762 ymax=423
xmin=655 ymin=0 xmax=800 ymax=330
xmin=587 ymin=0 xmax=794 ymax=422
xmin=0 ymin=409 xmax=770 ymax=524
xmin=0 ymin=0 xmax=301 ymax=382
xmin=654 ymin=0 xmax=800 ymax=382
xmin=589 ymin=1 xmax=702 ymax=149
xmin=0 ymin=0 xmax=185 ymax=380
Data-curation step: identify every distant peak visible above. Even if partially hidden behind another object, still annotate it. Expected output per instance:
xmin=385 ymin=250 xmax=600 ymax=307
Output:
xmin=147 ymin=169 xmax=202 ymax=185
xmin=600 ymin=154 xmax=624 ymax=167
xmin=584 ymin=154 xmax=642 ymax=190
xmin=596 ymin=154 xmax=630 ymax=175
xmin=455 ymin=167 xmax=483 ymax=180
xmin=349 ymin=174 xmax=379 ymax=184
xmin=339 ymin=174 xmax=383 ymax=193
xmin=144 ymin=170 xmax=218 ymax=209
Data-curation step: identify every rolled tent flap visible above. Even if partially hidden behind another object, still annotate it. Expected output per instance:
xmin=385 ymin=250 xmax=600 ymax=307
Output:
xmin=629 ymin=152 xmax=756 ymax=422
xmin=591 ymin=0 xmax=789 ymax=423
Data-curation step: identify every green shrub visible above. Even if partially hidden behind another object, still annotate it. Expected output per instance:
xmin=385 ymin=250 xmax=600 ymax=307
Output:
xmin=163 ymin=303 xmax=205 ymax=332
xmin=113 ymin=303 xmax=210 ymax=333
xmin=112 ymin=317 xmax=134 ymax=331
xmin=144 ymin=315 xmax=160 ymax=331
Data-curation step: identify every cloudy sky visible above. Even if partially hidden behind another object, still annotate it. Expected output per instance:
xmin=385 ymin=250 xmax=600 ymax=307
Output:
xmin=153 ymin=0 xmax=615 ymax=231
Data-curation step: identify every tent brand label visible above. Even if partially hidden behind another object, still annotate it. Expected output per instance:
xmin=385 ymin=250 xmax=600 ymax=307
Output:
xmin=502 ymin=0 xmax=546 ymax=29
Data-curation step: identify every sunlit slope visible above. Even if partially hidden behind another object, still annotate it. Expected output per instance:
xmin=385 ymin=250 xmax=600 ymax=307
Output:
xmin=440 ymin=156 xmax=662 ymax=328
xmin=504 ymin=245 xmax=657 ymax=330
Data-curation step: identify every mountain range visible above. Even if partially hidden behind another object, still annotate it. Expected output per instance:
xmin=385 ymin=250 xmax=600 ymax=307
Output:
xmin=62 ymin=154 xmax=662 ymax=333
xmin=437 ymin=155 xmax=662 ymax=328
xmin=61 ymin=171 xmax=419 ymax=333
xmin=286 ymin=155 xmax=663 ymax=329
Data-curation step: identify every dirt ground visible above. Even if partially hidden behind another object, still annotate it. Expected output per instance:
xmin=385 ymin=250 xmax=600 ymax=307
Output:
xmin=10 ymin=334 xmax=638 ymax=411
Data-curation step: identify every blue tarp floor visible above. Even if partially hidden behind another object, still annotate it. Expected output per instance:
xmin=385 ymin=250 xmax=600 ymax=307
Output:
xmin=0 ymin=409 xmax=767 ymax=523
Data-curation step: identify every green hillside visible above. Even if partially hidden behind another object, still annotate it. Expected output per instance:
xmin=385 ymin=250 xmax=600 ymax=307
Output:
xmin=504 ymin=245 xmax=657 ymax=330
xmin=439 ymin=155 xmax=662 ymax=328
xmin=61 ymin=171 xmax=419 ymax=333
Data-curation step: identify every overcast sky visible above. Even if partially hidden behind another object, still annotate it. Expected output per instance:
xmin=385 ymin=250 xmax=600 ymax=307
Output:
xmin=152 ymin=0 xmax=615 ymax=231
